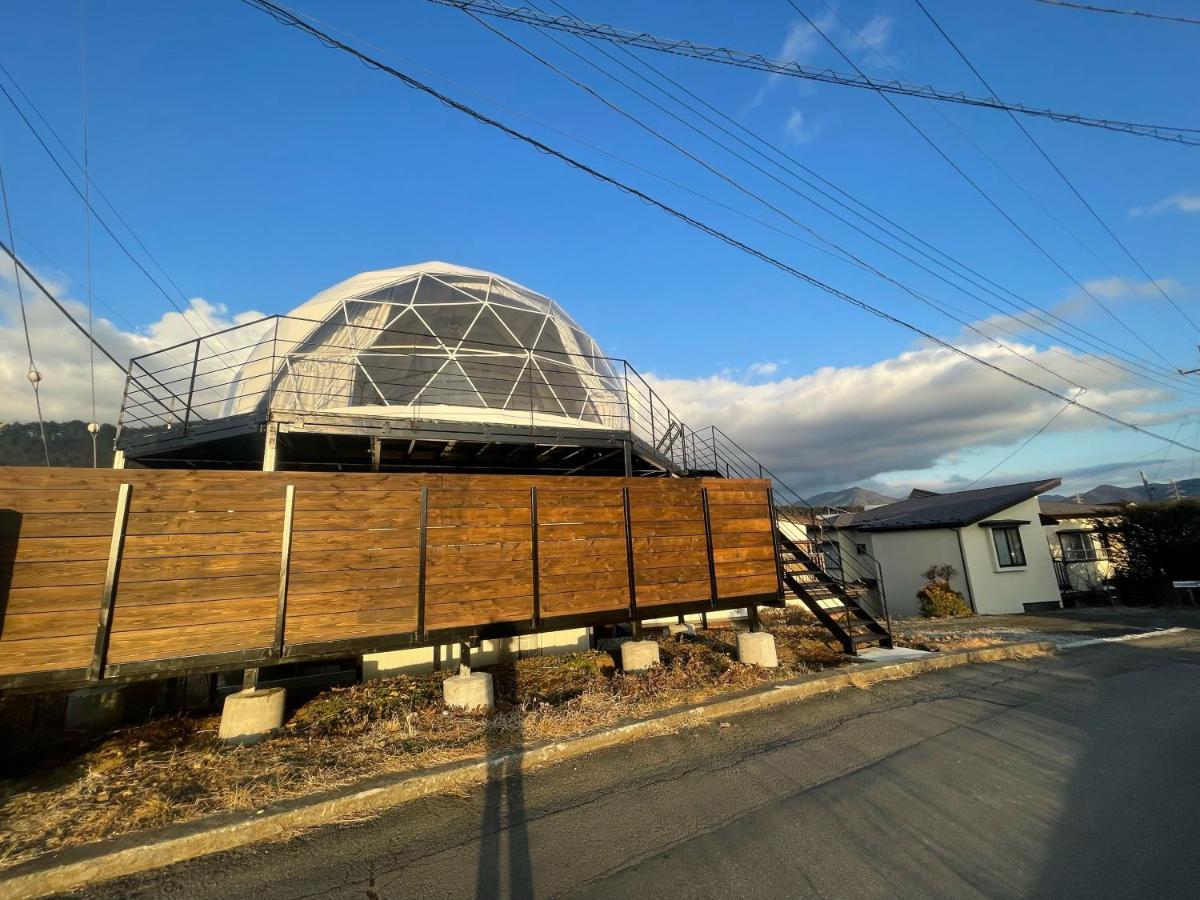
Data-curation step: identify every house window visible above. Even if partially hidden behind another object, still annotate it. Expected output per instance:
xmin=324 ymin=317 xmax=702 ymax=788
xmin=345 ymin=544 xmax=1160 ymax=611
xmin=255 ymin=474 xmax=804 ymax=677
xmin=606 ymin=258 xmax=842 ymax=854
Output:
xmin=855 ymin=543 xmax=867 ymax=555
xmin=1060 ymin=531 xmax=1103 ymax=562
xmin=992 ymin=526 xmax=1026 ymax=568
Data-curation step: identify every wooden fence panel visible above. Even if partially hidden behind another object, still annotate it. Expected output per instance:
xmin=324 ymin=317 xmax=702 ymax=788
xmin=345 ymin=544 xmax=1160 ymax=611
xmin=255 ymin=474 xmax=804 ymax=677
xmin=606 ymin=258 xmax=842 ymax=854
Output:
xmin=0 ymin=468 xmax=781 ymax=686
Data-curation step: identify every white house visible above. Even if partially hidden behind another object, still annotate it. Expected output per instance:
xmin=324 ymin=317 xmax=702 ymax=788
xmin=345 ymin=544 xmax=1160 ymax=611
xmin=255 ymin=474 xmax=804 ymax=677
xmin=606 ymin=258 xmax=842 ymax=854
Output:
xmin=1039 ymin=499 xmax=1123 ymax=596
xmin=829 ymin=479 xmax=1064 ymax=618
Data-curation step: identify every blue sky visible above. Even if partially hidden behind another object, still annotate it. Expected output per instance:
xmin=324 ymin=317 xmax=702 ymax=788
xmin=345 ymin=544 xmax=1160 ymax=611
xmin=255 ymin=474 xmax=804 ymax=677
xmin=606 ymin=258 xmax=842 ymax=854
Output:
xmin=2 ymin=0 xmax=1199 ymax=494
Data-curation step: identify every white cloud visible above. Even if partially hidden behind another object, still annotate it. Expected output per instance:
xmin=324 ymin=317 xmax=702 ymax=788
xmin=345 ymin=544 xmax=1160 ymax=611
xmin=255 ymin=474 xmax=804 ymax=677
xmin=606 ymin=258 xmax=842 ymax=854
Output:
xmin=1131 ymin=193 xmax=1200 ymax=217
xmin=0 ymin=260 xmax=265 ymax=425
xmin=963 ymin=276 xmax=1192 ymax=341
xmin=646 ymin=339 xmax=1177 ymax=491
xmin=855 ymin=14 xmax=895 ymax=63
xmin=784 ymin=108 xmax=821 ymax=144
xmin=746 ymin=361 xmax=780 ymax=378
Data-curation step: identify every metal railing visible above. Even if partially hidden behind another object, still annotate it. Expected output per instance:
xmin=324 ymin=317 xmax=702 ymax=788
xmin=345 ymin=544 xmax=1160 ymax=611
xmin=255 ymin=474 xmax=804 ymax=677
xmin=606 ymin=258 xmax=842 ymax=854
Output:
xmin=116 ymin=315 xmax=887 ymax=618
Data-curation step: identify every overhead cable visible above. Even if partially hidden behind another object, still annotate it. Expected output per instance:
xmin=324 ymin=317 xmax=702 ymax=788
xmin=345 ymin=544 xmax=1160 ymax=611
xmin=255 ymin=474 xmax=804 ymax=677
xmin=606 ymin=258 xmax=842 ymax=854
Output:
xmin=1034 ymin=0 xmax=1200 ymax=26
xmin=913 ymin=0 xmax=1200 ymax=336
xmin=236 ymin=0 xmax=1200 ymax=454
xmin=0 ymin=165 xmax=51 ymax=465
xmin=538 ymin=0 xmax=1198 ymax=398
xmin=424 ymin=0 xmax=1200 ymax=146
xmin=787 ymin=1 xmax=1181 ymax=374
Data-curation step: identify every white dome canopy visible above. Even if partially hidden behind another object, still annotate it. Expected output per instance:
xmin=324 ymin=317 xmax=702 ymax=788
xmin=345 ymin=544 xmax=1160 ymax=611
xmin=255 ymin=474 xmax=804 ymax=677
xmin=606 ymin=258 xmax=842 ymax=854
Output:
xmin=223 ymin=263 xmax=628 ymax=432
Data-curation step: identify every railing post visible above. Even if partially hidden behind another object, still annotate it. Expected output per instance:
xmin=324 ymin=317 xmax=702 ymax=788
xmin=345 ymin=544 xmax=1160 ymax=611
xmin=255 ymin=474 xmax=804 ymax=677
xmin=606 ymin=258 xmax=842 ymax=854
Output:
xmin=272 ymin=484 xmax=295 ymax=657
xmin=623 ymin=360 xmax=632 ymax=434
xmin=182 ymin=338 xmax=201 ymax=434
xmin=88 ymin=482 xmax=132 ymax=681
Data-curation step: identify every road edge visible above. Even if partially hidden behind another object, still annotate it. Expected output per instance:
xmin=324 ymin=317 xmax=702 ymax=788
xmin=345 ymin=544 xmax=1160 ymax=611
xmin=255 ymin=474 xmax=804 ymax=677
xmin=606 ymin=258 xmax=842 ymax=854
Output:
xmin=0 ymin=640 xmax=1055 ymax=900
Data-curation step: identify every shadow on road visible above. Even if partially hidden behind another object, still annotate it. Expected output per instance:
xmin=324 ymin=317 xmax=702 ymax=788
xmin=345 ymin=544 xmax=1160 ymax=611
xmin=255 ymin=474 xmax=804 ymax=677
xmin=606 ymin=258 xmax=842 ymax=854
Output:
xmin=474 ymin=661 xmax=533 ymax=900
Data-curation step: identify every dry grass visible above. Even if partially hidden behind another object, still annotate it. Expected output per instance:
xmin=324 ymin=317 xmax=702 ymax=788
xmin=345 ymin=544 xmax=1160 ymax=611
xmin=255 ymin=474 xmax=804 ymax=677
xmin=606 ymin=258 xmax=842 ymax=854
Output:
xmin=0 ymin=621 xmax=844 ymax=872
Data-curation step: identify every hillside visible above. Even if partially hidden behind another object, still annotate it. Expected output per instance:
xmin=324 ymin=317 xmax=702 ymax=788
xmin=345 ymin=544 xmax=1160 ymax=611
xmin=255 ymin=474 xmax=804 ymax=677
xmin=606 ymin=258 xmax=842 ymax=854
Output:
xmin=808 ymin=486 xmax=898 ymax=509
xmin=1045 ymin=478 xmax=1200 ymax=504
xmin=0 ymin=422 xmax=117 ymax=468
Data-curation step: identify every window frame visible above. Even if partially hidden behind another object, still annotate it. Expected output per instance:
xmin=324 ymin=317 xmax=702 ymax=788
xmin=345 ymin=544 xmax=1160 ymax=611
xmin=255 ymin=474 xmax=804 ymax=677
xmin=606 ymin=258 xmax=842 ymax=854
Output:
xmin=991 ymin=525 xmax=1027 ymax=569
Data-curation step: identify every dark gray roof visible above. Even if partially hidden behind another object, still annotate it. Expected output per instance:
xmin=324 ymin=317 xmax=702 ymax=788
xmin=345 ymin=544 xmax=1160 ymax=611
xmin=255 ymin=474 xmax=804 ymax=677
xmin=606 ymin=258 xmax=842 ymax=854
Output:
xmin=835 ymin=478 xmax=1062 ymax=532
xmin=1038 ymin=499 xmax=1125 ymax=522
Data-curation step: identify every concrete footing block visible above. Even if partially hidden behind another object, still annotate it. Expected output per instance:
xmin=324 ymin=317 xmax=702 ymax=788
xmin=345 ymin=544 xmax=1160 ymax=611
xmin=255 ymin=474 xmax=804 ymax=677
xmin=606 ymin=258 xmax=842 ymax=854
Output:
xmin=65 ymin=685 xmax=127 ymax=731
xmin=218 ymin=688 xmax=286 ymax=745
xmin=621 ymin=640 xmax=661 ymax=672
xmin=667 ymin=623 xmax=695 ymax=637
xmin=737 ymin=632 xmax=779 ymax=668
xmin=443 ymin=672 xmax=494 ymax=712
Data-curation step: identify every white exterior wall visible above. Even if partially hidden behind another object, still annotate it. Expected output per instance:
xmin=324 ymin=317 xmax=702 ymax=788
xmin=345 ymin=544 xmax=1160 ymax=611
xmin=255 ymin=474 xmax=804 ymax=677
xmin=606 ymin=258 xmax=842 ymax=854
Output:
xmin=958 ymin=496 xmax=1061 ymax=614
xmin=1043 ymin=518 xmax=1115 ymax=592
xmin=846 ymin=528 xmax=969 ymax=619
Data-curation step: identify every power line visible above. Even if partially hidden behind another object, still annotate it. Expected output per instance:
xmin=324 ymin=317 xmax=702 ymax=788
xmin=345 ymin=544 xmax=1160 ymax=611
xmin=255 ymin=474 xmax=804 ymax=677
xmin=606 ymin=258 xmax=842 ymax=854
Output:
xmin=913 ymin=0 xmax=1200 ymax=336
xmin=963 ymin=390 xmax=1081 ymax=489
xmin=491 ymin=2 xmax=1152 ymax=397
xmin=237 ymin=0 xmax=1200 ymax=455
xmin=0 ymin=61 xmax=204 ymax=323
xmin=0 ymin=163 xmax=51 ymax=465
xmin=478 ymin=0 xmax=1197 ymax=390
xmin=0 ymin=235 xmax=191 ymax=420
xmin=458 ymin=6 xmax=1095 ymax=392
xmin=787 ymin=1 xmax=1181 ymax=375
xmin=0 ymin=76 xmax=239 ymax=358
xmin=819 ymin=0 xmax=1200 ymax=353
xmin=523 ymin=0 xmax=1200 ymax=399
xmin=1034 ymin=0 xmax=1200 ymax=26
xmin=425 ymin=0 xmax=1200 ymax=146
xmin=80 ymin=0 xmax=98 ymax=465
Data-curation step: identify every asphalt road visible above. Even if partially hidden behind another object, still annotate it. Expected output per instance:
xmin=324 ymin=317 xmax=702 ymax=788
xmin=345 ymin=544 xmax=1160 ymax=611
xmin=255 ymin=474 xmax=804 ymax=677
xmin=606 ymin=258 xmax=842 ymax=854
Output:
xmin=75 ymin=628 xmax=1199 ymax=900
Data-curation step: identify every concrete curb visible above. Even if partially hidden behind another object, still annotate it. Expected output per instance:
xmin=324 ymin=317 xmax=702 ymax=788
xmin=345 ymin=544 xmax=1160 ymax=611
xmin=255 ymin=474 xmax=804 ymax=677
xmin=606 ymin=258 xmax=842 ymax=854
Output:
xmin=0 ymin=640 xmax=1055 ymax=900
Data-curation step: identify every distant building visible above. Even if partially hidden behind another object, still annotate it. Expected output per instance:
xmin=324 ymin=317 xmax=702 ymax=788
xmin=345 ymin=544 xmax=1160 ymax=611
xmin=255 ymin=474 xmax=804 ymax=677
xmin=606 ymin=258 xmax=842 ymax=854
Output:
xmin=827 ymin=479 xmax=1064 ymax=617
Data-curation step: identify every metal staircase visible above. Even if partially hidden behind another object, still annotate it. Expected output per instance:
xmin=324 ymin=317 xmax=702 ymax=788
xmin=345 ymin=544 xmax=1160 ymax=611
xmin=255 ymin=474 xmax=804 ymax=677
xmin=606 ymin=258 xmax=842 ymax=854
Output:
xmin=776 ymin=532 xmax=893 ymax=655
xmin=683 ymin=424 xmax=895 ymax=656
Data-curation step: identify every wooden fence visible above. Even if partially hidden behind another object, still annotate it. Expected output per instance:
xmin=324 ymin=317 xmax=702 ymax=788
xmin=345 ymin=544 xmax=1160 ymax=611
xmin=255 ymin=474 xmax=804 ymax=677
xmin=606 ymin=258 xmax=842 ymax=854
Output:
xmin=0 ymin=468 xmax=782 ymax=689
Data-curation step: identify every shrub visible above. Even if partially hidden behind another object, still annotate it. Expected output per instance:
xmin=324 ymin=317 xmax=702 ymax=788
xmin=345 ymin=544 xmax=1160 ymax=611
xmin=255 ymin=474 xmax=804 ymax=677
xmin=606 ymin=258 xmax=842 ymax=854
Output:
xmin=1095 ymin=500 xmax=1200 ymax=605
xmin=917 ymin=563 xmax=971 ymax=618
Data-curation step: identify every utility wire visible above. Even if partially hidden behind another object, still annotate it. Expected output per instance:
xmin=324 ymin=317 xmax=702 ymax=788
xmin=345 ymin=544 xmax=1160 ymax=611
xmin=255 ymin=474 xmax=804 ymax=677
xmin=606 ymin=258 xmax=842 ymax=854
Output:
xmin=539 ymin=0 xmax=1200 ymax=400
xmin=489 ymin=0 xmax=1196 ymax=393
xmin=913 ymin=0 xmax=1200 ymax=336
xmin=460 ymin=7 xmax=1090 ymax=391
xmin=787 ymin=1 xmax=1181 ymax=374
xmin=0 ymin=235 xmax=192 ymax=421
xmin=80 ymin=0 xmax=98 ymax=465
xmin=818 ymin=0 xmax=1199 ymax=359
xmin=963 ymin=390 xmax=1081 ymax=489
xmin=236 ymin=0 xmax=1200 ymax=454
xmin=0 ymin=78 xmax=239 ymax=358
xmin=425 ymin=0 xmax=1200 ymax=146
xmin=525 ymin=0 xmax=1199 ymax=399
xmin=0 ymin=61 xmax=217 ymax=342
xmin=1034 ymin=0 xmax=1200 ymax=26
xmin=0 ymin=164 xmax=51 ymax=465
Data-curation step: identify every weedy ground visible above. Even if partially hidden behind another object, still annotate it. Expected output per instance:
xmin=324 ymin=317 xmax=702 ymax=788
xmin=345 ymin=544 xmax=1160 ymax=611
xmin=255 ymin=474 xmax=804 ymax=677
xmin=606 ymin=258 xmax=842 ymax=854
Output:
xmin=0 ymin=612 xmax=857 ymax=871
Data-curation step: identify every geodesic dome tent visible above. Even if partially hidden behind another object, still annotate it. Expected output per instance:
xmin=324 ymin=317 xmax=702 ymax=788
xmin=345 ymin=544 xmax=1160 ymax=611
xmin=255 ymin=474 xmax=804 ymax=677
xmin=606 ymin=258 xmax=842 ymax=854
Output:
xmin=224 ymin=263 xmax=628 ymax=431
